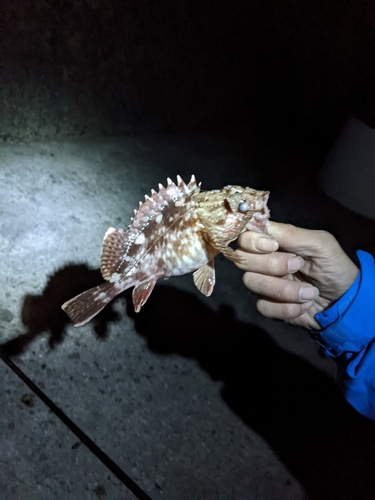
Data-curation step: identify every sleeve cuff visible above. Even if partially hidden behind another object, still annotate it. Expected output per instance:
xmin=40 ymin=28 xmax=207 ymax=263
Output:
xmin=312 ymin=250 xmax=375 ymax=357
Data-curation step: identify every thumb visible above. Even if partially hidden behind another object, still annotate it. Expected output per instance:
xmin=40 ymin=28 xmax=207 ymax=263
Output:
xmin=267 ymin=222 xmax=333 ymax=258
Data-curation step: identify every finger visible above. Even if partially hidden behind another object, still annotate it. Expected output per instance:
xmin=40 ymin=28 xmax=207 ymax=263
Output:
xmin=256 ymin=297 xmax=315 ymax=321
xmin=242 ymin=272 xmax=319 ymax=303
xmin=234 ymin=250 xmax=304 ymax=276
xmin=237 ymin=231 xmax=279 ymax=254
xmin=267 ymin=222 xmax=338 ymax=258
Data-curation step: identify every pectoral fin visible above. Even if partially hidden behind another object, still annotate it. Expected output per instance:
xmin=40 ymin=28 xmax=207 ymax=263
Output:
xmin=208 ymin=236 xmax=245 ymax=265
xmin=132 ymin=279 xmax=157 ymax=312
xmin=220 ymin=245 xmax=245 ymax=264
xmin=193 ymin=261 xmax=215 ymax=296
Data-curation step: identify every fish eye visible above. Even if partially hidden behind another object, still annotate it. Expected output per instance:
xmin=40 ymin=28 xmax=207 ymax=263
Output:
xmin=238 ymin=201 xmax=249 ymax=213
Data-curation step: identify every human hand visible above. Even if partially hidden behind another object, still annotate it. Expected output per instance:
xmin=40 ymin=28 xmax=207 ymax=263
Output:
xmin=234 ymin=222 xmax=359 ymax=330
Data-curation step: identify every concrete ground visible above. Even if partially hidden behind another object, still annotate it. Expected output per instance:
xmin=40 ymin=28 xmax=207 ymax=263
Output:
xmin=1 ymin=133 xmax=375 ymax=500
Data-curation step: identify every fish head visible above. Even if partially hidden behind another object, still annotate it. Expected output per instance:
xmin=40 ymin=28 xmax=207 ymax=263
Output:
xmin=195 ymin=185 xmax=270 ymax=241
xmin=221 ymin=185 xmax=270 ymax=234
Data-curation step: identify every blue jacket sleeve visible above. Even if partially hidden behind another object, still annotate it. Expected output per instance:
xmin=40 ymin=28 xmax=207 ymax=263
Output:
xmin=313 ymin=250 xmax=375 ymax=420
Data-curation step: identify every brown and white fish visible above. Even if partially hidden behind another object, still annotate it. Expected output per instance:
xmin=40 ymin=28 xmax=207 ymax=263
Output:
xmin=62 ymin=175 xmax=270 ymax=326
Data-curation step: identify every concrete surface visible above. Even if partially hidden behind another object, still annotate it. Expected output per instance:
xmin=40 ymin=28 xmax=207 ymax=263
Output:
xmin=1 ymin=133 xmax=375 ymax=500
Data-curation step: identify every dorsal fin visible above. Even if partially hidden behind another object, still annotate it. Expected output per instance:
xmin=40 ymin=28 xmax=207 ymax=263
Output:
xmin=126 ymin=174 xmax=200 ymax=244
xmin=100 ymin=227 xmax=128 ymax=280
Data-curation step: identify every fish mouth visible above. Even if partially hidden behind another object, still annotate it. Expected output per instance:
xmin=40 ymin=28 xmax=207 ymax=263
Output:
xmin=245 ymin=216 xmax=269 ymax=234
xmin=244 ymin=197 xmax=270 ymax=234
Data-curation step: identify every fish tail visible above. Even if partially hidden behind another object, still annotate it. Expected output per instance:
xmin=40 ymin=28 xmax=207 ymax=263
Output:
xmin=61 ymin=281 xmax=121 ymax=327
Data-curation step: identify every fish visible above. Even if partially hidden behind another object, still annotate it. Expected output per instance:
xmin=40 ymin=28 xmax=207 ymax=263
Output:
xmin=61 ymin=175 xmax=270 ymax=326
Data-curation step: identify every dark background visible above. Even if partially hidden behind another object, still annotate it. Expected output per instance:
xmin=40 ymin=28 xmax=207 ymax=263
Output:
xmin=3 ymin=0 xmax=375 ymax=162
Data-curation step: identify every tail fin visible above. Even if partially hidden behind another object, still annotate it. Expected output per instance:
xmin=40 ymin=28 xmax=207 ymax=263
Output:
xmin=61 ymin=281 xmax=120 ymax=327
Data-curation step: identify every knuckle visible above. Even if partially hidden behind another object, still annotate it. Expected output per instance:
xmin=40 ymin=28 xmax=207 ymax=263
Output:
xmin=281 ymin=223 xmax=297 ymax=238
xmin=266 ymin=253 xmax=287 ymax=275
xmin=238 ymin=231 xmax=257 ymax=252
xmin=316 ymin=229 xmax=337 ymax=247
xmin=284 ymin=223 xmax=296 ymax=232
xmin=282 ymin=280 xmax=299 ymax=301
xmin=280 ymin=302 xmax=301 ymax=319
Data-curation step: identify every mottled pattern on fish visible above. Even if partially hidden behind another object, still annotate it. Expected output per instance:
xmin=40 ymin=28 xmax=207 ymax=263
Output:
xmin=62 ymin=175 xmax=270 ymax=326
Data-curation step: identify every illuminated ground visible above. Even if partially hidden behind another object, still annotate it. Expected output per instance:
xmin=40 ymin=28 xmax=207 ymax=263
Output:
xmin=1 ymin=133 xmax=375 ymax=499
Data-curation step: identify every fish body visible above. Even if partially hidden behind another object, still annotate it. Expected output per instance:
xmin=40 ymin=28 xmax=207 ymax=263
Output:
xmin=62 ymin=175 xmax=270 ymax=326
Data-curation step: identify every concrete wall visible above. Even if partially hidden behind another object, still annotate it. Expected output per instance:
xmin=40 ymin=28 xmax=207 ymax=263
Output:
xmin=2 ymin=0 xmax=374 ymax=145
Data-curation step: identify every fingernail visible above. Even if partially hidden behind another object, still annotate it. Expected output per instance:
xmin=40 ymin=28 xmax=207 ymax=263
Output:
xmin=299 ymin=286 xmax=319 ymax=301
xmin=288 ymin=256 xmax=303 ymax=273
xmin=255 ymin=237 xmax=279 ymax=252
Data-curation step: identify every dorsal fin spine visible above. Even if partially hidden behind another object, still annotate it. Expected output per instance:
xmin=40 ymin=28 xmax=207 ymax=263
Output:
xmin=127 ymin=175 xmax=200 ymax=244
